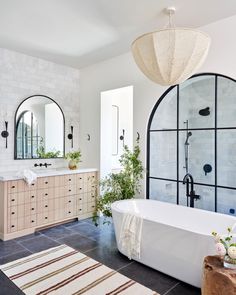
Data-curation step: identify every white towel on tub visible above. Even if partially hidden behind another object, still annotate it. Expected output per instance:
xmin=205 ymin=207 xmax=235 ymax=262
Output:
xmin=16 ymin=169 xmax=37 ymax=186
xmin=119 ymin=213 xmax=143 ymax=260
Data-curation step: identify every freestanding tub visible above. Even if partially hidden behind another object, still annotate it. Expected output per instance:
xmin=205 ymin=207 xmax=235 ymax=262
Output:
xmin=111 ymin=199 xmax=236 ymax=288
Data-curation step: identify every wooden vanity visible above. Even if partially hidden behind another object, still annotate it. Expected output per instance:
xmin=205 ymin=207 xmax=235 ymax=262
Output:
xmin=0 ymin=169 xmax=98 ymax=240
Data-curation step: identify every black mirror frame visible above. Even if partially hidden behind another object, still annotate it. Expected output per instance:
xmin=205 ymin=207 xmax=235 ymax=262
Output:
xmin=14 ymin=94 xmax=65 ymax=160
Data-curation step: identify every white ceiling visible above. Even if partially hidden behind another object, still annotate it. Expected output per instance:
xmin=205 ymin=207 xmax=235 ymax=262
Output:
xmin=0 ymin=0 xmax=236 ymax=69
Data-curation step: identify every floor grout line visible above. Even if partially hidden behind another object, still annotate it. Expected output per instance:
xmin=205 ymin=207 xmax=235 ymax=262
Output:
xmin=0 ymin=248 xmax=33 ymax=261
xmin=162 ymin=282 xmax=180 ymax=295
xmin=115 ymin=261 xmax=135 ymax=272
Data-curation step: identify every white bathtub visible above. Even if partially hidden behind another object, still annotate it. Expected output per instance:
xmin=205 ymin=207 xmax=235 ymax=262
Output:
xmin=111 ymin=199 xmax=236 ymax=288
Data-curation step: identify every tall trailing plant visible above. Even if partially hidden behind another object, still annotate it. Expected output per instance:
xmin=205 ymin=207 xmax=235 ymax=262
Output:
xmin=93 ymin=143 xmax=143 ymax=226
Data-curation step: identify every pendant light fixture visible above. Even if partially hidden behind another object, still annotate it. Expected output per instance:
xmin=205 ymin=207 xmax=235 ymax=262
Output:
xmin=131 ymin=7 xmax=211 ymax=86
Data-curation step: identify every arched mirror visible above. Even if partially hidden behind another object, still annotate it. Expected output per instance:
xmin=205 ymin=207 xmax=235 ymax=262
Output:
xmin=15 ymin=95 xmax=65 ymax=159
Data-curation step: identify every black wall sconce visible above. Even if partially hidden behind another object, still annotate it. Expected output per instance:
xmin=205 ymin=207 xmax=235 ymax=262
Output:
xmin=1 ymin=121 xmax=9 ymax=148
xmin=67 ymin=126 xmax=73 ymax=148
xmin=87 ymin=134 xmax=91 ymax=141
xmin=119 ymin=129 xmax=125 ymax=147
xmin=136 ymin=132 xmax=140 ymax=143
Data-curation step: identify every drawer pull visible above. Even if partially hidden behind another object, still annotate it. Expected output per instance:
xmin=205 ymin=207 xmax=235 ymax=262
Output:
xmin=79 ymin=187 xmax=82 ymax=190
xmin=45 ymin=181 xmax=48 ymax=184
xmin=11 ymin=185 xmax=15 ymax=189
xmin=79 ymin=209 xmax=82 ymax=211
xmin=69 ymin=179 xmax=71 ymax=181
xmin=69 ymin=200 xmax=71 ymax=203
xmin=45 ymin=217 xmax=48 ymax=219
xmin=45 ymin=193 xmax=48 ymax=196
xmin=45 ymin=205 xmax=48 ymax=208
xmin=11 ymin=225 xmax=15 ymax=228
xmin=79 ymin=177 xmax=82 ymax=180
xmin=92 ymin=176 xmax=95 ymax=178
xmin=31 ymin=183 xmax=35 ymax=186
xmin=92 ymin=186 xmax=95 ymax=188
xmin=11 ymin=199 xmax=15 ymax=202
xmin=31 ymin=208 xmax=35 ymax=211
xmin=68 ymin=211 xmax=71 ymax=214
xmin=31 ymin=220 xmax=35 ymax=223
xmin=92 ymin=206 xmax=95 ymax=208
xmin=79 ymin=198 xmax=82 ymax=200
xmin=31 ymin=195 xmax=35 ymax=198
xmin=92 ymin=196 xmax=95 ymax=198
xmin=11 ymin=212 xmax=15 ymax=215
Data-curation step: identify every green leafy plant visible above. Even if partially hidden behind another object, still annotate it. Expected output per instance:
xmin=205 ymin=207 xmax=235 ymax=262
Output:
xmin=93 ymin=144 xmax=143 ymax=226
xmin=37 ymin=145 xmax=61 ymax=158
xmin=65 ymin=150 xmax=82 ymax=163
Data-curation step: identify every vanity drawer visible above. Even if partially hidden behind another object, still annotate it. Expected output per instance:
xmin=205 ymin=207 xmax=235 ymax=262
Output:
xmin=7 ymin=180 xmax=25 ymax=193
xmin=37 ymin=177 xmax=55 ymax=189
xmin=64 ymin=195 xmax=76 ymax=207
xmin=37 ymin=188 xmax=54 ymax=201
xmin=87 ymin=202 xmax=96 ymax=213
xmin=37 ymin=212 xmax=54 ymax=225
xmin=87 ymin=172 xmax=97 ymax=182
xmin=64 ymin=205 xmax=76 ymax=218
xmin=37 ymin=199 xmax=54 ymax=213
xmin=87 ymin=191 xmax=96 ymax=203
xmin=64 ymin=185 xmax=76 ymax=196
xmin=24 ymin=202 xmax=37 ymax=216
xmin=64 ymin=174 xmax=76 ymax=186
xmin=24 ymin=191 xmax=37 ymax=204
xmin=25 ymin=215 xmax=37 ymax=228
xmin=77 ymin=203 xmax=87 ymax=215
xmin=76 ymin=183 xmax=85 ymax=194
xmin=8 ymin=218 xmax=18 ymax=233
xmin=77 ymin=173 xmax=86 ymax=184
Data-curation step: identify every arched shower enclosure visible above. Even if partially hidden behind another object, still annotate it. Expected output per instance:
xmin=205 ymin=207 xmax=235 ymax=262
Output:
xmin=147 ymin=73 xmax=236 ymax=216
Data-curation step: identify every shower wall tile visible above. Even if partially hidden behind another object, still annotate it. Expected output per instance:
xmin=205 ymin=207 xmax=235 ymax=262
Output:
xmin=150 ymin=178 xmax=177 ymax=204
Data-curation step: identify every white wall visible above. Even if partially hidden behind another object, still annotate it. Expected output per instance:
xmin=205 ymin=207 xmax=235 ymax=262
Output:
xmin=0 ymin=48 xmax=80 ymax=172
xmin=100 ymin=86 xmax=133 ymax=178
xmin=79 ymin=15 xmax=236 ymax=197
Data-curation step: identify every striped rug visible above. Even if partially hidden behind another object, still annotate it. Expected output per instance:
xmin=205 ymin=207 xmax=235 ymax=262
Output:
xmin=0 ymin=244 xmax=159 ymax=295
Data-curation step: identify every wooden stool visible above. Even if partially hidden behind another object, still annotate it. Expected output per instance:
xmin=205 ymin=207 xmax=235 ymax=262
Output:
xmin=202 ymin=256 xmax=236 ymax=295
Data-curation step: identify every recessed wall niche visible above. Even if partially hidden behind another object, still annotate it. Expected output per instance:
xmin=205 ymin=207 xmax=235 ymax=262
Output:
xmin=147 ymin=73 xmax=236 ymax=216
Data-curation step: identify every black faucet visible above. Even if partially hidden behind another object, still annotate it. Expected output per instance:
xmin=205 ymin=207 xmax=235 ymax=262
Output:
xmin=34 ymin=163 xmax=52 ymax=168
xmin=182 ymin=173 xmax=200 ymax=208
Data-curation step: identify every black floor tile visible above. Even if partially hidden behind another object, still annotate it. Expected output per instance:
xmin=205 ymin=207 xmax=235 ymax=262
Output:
xmin=14 ymin=231 xmax=42 ymax=242
xmin=68 ymin=222 xmax=103 ymax=238
xmin=86 ymin=245 xmax=132 ymax=270
xmin=167 ymin=282 xmax=201 ymax=295
xmin=39 ymin=225 xmax=74 ymax=240
xmin=0 ymin=271 xmax=24 ymax=295
xmin=0 ymin=240 xmax=25 ymax=257
xmin=18 ymin=235 xmax=60 ymax=253
xmin=57 ymin=233 xmax=98 ymax=252
xmin=119 ymin=261 xmax=178 ymax=295
xmin=0 ymin=249 xmax=32 ymax=265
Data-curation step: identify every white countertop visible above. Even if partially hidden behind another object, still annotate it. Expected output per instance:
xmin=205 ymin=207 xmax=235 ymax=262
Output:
xmin=0 ymin=168 xmax=98 ymax=181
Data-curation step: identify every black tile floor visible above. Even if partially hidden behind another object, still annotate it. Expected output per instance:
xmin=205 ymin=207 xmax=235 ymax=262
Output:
xmin=0 ymin=218 xmax=201 ymax=295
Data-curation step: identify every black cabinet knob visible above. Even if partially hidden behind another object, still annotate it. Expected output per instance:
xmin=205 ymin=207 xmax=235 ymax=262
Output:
xmin=79 ymin=188 xmax=82 ymax=190
xmin=31 ymin=208 xmax=34 ymax=211
xmin=45 ymin=205 xmax=48 ymax=208
xmin=11 ymin=212 xmax=15 ymax=215
xmin=31 ymin=195 xmax=35 ymax=198
xmin=11 ymin=199 xmax=15 ymax=202
xmin=68 ymin=211 xmax=71 ymax=214
xmin=31 ymin=183 xmax=35 ymax=186
xmin=69 ymin=179 xmax=71 ymax=181
xmin=69 ymin=189 xmax=71 ymax=192
xmin=11 ymin=185 xmax=15 ymax=189
xmin=69 ymin=200 xmax=71 ymax=203
xmin=45 ymin=217 xmax=48 ymax=219
xmin=45 ymin=181 xmax=48 ymax=184
xmin=11 ymin=225 xmax=15 ymax=228
xmin=45 ymin=193 xmax=48 ymax=196
xmin=79 ymin=198 xmax=82 ymax=200
xmin=79 ymin=209 xmax=82 ymax=211
xmin=31 ymin=220 xmax=34 ymax=223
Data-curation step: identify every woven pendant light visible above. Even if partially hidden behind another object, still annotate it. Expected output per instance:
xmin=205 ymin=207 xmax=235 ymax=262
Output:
xmin=131 ymin=7 xmax=211 ymax=86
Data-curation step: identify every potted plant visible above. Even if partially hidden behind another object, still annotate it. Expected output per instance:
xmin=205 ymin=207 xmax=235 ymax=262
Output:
xmin=93 ymin=143 xmax=143 ymax=226
xmin=65 ymin=150 xmax=82 ymax=170
xmin=212 ymin=226 xmax=236 ymax=269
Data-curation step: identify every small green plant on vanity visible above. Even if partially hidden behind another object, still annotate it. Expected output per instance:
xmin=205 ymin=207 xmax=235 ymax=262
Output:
xmin=65 ymin=150 xmax=82 ymax=170
xmin=93 ymin=143 xmax=143 ymax=226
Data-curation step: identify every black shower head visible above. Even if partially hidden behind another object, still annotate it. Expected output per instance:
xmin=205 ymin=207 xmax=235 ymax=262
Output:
xmin=199 ymin=107 xmax=210 ymax=116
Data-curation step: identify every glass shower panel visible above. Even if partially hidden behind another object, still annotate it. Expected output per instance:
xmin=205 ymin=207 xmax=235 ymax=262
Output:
xmin=217 ymin=130 xmax=236 ymax=188
xmin=150 ymin=88 xmax=177 ymax=130
xmin=149 ymin=131 xmax=177 ymax=180
xmin=218 ymin=77 xmax=236 ymax=127
xmin=179 ymin=75 xmax=215 ymax=129
xmin=179 ymin=184 xmax=215 ymax=212
xmin=149 ymin=178 xmax=177 ymax=204
xmin=179 ymin=130 xmax=215 ymax=185
xmin=217 ymin=188 xmax=236 ymax=216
